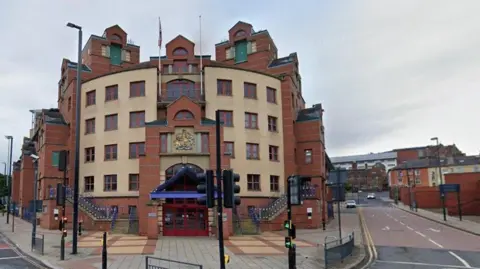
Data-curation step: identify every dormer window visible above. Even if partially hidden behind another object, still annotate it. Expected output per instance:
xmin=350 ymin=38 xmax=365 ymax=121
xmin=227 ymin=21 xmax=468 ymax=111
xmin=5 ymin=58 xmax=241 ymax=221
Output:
xmin=173 ymin=47 xmax=188 ymax=56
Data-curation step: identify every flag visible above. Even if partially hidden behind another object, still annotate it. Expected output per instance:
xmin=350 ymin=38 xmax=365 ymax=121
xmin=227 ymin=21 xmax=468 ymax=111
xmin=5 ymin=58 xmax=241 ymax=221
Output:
xmin=158 ymin=17 xmax=162 ymax=47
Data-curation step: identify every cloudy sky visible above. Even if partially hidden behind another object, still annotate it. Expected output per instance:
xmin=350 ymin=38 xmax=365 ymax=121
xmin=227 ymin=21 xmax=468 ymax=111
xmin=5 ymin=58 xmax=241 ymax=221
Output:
xmin=0 ymin=0 xmax=479 ymax=166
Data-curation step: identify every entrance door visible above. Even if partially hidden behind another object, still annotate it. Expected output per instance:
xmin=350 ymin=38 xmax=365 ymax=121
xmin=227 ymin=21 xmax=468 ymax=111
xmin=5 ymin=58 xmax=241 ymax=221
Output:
xmin=163 ymin=205 xmax=208 ymax=236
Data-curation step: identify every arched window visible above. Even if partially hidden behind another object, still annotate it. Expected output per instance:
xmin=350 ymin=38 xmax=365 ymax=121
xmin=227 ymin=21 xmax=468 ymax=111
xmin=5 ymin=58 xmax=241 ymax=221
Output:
xmin=166 ymin=79 xmax=196 ymax=100
xmin=111 ymin=34 xmax=122 ymax=41
xmin=235 ymin=30 xmax=246 ymax=37
xmin=165 ymin=163 xmax=204 ymax=178
xmin=173 ymin=47 xmax=188 ymax=56
xmin=175 ymin=110 xmax=194 ymax=120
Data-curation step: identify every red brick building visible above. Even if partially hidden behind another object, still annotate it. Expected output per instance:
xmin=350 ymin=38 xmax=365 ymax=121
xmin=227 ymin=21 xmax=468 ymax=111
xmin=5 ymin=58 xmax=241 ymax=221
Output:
xmin=15 ymin=22 xmax=328 ymax=238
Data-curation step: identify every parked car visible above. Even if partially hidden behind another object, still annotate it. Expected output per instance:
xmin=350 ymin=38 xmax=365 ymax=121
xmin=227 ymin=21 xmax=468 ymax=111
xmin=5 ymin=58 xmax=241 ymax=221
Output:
xmin=345 ymin=200 xmax=357 ymax=208
xmin=367 ymin=193 xmax=376 ymax=199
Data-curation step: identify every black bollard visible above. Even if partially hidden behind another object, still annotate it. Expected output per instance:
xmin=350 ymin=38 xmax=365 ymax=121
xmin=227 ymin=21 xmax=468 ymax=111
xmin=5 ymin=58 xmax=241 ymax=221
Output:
xmin=78 ymin=220 xmax=82 ymax=236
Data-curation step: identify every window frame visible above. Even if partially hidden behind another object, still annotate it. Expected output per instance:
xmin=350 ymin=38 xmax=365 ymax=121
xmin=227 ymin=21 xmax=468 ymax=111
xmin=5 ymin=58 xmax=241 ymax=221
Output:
xmin=217 ymin=79 xmax=232 ymax=96
xmin=129 ymin=81 xmax=146 ymax=97
xmin=128 ymin=174 xmax=139 ymax=191
xmin=305 ymin=149 xmax=312 ymax=164
xmin=270 ymin=175 xmax=280 ymax=192
xmin=129 ymin=142 xmax=145 ymax=159
xmin=245 ymin=112 xmax=258 ymax=129
xmin=244 ymin=82 xmax=257 ymax=99
xmin=86 ymin=90 xmax=96 ymax=106
xmin=267 ymin=87 xmax=277 ymax=103
xmin=219 ymin=110 xmax=233 ymax=127
xmin=104 ymin=144 xmax=118 ymax=161
xmin=269 ymin=145 xmax=279 ymax=161
xmin=85 ymin=118 xmax=96 ymax=134
xmin=84 ymin=176 xmax=94 ymax=192
xmin=246 ymin=143 xmax=259 ymax=160
xmin=105 ymin=114 xmax=118 ymax=131
xmin=104 ymin=175 xmax=118 ymax=192
xmin=247 ymin=174 xmax=261 ymax=191
xmin=268 ymin=116 xmax=277 ymax=132
xmin=105 ymin=85 xmax=118 ymax=102
xmin=224 ymin=141 xmax=235 ymax=158
xmin=85 ymin=147 xmax=95 ymax=163
xmin=129 ymin=111 xmax=146 ymax=128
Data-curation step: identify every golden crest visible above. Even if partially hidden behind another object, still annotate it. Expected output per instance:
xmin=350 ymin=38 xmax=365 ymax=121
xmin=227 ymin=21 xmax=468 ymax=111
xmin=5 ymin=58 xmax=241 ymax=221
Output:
xmin=174 ymin=129 xmax=195 ymax=150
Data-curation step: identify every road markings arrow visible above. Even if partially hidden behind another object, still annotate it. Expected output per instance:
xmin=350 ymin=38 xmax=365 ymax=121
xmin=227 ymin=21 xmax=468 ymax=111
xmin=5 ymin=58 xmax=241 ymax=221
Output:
xmin=428 ymin=228 xmax=440 ymax=232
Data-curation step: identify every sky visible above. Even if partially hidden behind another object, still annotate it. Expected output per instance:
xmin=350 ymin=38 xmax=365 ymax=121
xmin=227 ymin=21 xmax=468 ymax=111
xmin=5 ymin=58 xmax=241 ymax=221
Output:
xmin=0 ymin=0 xmax=479 ymax=167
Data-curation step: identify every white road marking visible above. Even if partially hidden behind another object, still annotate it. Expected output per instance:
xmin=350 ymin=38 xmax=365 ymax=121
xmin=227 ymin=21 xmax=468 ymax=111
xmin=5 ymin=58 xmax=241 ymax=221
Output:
xmin=375 ymin=260 xmax=479 ymax=268
xmin=428 ymin=228 xmax=440 ymax=232
xmin=393 ymin=218 xmax=398 ymax=222
xmin=382 ymin=226 xmax=390 ymax=231
xmin=415 ymin=231 xmax=426 ymax=237
xmin=406 ymin=226 xmax=414 ymax=231
xmin=449 ymin=251 xmax=472 ymax=268
xmin=0 ymin=256 xmax=23 ymax=260
xmin=399 ymin=221 xmax=405 ymax=225
xmin=429 ymin=238 xmax=444 ymax=248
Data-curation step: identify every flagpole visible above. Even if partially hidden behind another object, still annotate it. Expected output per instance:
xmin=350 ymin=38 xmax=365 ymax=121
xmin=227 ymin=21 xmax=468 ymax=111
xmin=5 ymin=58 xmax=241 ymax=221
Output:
xmin=199 ymin=15 xmax=203 ymax=96
xmin=158 ymin=17 xmax=162 ymax=97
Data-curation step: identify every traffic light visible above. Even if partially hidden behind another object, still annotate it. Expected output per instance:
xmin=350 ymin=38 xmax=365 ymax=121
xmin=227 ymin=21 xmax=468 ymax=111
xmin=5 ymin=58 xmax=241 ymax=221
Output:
xmin=197 ymin=170 xmax=215 ymax=208
xmin=62 ymin=229 xmax=67 ymax=237
xmin=223 ymin=169 xmax=241 ymax=208
xmin=284 ymin=219 xmax=296 ymax=249
xmin=59 ymin=216 xmax=67 ymax=231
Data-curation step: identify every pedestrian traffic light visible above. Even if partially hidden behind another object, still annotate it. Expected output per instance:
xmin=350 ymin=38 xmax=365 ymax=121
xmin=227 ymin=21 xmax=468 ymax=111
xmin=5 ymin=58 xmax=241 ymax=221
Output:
xmin=62 ymin=229 xmax=67 ymax=237
xmin=285 ymin=236 xmax=293 ymax=248
xmin=197 ymin=170 xmax=215 ymax=208
xmin=222 ymin=169 xmax=241 ymax=208
xmin=284 ymin=219 xmax=296 ymax=249
xmin=284 ymin=220 xmax=291 ymax=229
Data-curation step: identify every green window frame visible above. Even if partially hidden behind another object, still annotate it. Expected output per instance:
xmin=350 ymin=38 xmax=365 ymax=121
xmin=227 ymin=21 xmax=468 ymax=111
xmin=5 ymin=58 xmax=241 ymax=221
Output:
xmin=234 ymin=41 xmax=248 ymax=63
xmin=52 ymin=151 xmax=60 ymax=167
xmin=110 ymin=44 xmax=122 ymax=65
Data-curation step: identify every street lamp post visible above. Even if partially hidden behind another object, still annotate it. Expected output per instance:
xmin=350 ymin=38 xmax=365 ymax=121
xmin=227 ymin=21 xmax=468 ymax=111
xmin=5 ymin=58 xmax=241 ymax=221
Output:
xmin=30 ymin=154 xmax=39 ymax=249
xmin=66 ymin=22 xmax=83 ymax=254
xmin=5 ymin=136 xmax=13 ymax=224
xmin=2 ymin=162 xmax=6 ymax=212
xmin=430 ymin=137 xmax=443 ymax=185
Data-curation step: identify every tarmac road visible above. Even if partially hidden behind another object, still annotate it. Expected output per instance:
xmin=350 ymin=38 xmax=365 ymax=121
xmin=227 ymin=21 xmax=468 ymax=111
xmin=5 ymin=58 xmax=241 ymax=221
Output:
xmin=361 ymin=192 xmax=480 ymax=269
xmin=0 ymin=232 xmax=48 ymax=269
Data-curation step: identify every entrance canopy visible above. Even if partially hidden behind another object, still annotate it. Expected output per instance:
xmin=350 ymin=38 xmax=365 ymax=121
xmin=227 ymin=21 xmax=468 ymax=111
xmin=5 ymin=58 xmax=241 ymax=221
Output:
xmin=150 ymin=166 xmax=222 ymax=199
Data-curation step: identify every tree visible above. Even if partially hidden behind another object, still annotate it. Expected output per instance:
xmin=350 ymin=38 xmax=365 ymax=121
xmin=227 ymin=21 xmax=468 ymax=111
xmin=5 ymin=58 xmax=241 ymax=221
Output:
xmin=344 ymin=182 xmax=352 ymax=192
xmin=0 ymin=174 xmax=8 ymax=198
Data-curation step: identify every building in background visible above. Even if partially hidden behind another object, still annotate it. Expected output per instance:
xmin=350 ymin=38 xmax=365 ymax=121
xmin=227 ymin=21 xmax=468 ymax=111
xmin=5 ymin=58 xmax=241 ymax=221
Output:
xmin=393 ymin=144 xmax=464 ymax=163
xmin=16 ymin=22 xmax=327 ymax=237
xmin=389 ymin=155 xmax=480 ymax=187
xmin=330 ymin=151 xmax=397 ymax=171
xmin=346 ymin=162 xmax=388 ymax=191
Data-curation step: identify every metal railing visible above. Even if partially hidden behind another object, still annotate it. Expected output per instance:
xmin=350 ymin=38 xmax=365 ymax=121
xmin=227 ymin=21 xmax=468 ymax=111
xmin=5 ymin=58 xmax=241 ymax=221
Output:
xmin=249 ymin=186 xmax=317 ymax=221
xmin=31 ymin=234 xmax=44 ymax=255
xmin=145 ymin=256 xmax=203 ymax=269
xmin=324 ymin=232 xmax=355 ymax=268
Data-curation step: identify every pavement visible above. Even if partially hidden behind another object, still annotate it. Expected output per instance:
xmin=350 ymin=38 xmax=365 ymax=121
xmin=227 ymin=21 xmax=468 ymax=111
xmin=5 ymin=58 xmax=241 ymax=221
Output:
xmin=0 ymin=232 xmax=50 ymax=269
xmin=359 ymin=192 xmax=480 ymax=269
xmin=0 ymin=208 xmax=366 ymax=269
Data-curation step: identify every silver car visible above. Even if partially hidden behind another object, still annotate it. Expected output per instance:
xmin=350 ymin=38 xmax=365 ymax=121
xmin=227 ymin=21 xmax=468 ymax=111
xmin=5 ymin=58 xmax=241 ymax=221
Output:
xmin=346 ymin=200 xmax=357 ymax=208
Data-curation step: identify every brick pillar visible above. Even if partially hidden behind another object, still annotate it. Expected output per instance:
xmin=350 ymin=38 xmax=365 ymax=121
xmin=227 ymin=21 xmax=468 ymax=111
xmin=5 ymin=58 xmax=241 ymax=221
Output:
xmin=147 ymin=204 xmax=159 ymax=239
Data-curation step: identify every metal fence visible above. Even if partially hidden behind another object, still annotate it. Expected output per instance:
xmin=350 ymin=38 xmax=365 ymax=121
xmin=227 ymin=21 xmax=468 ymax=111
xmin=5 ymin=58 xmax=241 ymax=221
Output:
xmin=324 ymin=232 xmax=355 ymax=268
xmin=31 ymin=234 xmax=44 ymax=255
xmin=145 ymin=256 xmax=203 ymax=269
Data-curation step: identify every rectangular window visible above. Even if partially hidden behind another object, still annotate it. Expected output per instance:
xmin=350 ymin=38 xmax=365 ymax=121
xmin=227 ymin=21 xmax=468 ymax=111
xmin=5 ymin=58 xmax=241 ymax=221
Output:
xmin=247 ymin=174 xmax=261 ymax=191
xmin=128 ymin=174 xmax=139 ymax=191
xmin=305 ymin=149 xmax=312 ymax=164
xmin=269 ymin=146 xmax=279 ymax=161
xmin=201 ymin=134 xmax=209 ymax=153
xmin=85 ymin=118 xmax=95 ymax=134
xmin=217 ymin=80 xmax=232 ymax=96
xmin=160 ymin=133 xmax=168 ymax=153
xmin=105 ymin=114 xmax=118 ymax=131
xmin=234 ymin=41 xmax=248 ymax=63
xmin=219 ymin=111 xmax=233 ymax=127
xmin=104 ymin=175 xmax=117 ymax=192
xmin=101 ymin=45 xmax=110 ymax=57
xmin=246 ymin=143 xmax=259 ymax=160
xmin=224 ymin=141 xmax=235 ymax=158
xmin=124 ymin=50 xmax=131 ymax=62
xmin=110 ymin=44 xmax=122 ymax=65
xmin=105 ymin=144 xmax=118 ymax=161
xmin=130 ymin=81 xmax=146 ymax=97
xmin=268 ymin=116 xmax=277 ymax=132
xmin=270 ymin=176 xmax=279 ymax=192
xmin=84 ymin=176 xmax=94 ymax=192
xmin=129 ymin=111 xmax=145 ymax=128
xmin=85 ymin=147 xmax=95 ymax=162
xmin=129 ymin=142 xmax=145 ymax=159
xmin=52 ymin=151 xmax=60 ymax=167
xmin=86 ymin=90 xmax=96 ymax=106
xmin=105 ymin=85 xmax=118 ymax=101
xmin=245 ymin=112 xmax=258 ymax=129
xmin=244 ymin=83 xmax=257 ymax=99
xmin=173 ymin=60 xmax=188 ymax=73
xmin=267 ymin=87 xmax=277 ymax=103
xmin=68 ymin=97 xmax=72 ymax=111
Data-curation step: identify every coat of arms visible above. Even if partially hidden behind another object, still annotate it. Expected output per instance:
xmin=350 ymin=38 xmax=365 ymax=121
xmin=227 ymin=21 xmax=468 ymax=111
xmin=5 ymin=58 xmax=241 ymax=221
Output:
xmin=174 ymin=129 xmax=195 ymax=151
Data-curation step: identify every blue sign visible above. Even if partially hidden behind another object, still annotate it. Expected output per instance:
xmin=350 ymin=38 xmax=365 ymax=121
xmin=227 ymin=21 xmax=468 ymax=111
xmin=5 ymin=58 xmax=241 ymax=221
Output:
xmin=327 ymin=169 xmax=348 ymax=185
xmin=439 ymin=184 xmax=460 ymax=194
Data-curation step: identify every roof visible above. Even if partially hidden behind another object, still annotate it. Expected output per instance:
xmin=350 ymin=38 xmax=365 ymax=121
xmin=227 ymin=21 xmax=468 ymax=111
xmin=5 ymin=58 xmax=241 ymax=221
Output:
xmin=296 ymin=105 xmax=322 ymax=122
xmin=331 ymin=151 xmax=397 ymax=164
xmin=82 ymin=62 xmax=156 ymax=84
xmin=268 ymin=53 xmax=297 ymax=68
xmin=66 ymin=60 xmax=92 ymax=72
xmin=391 ymin=155 xmax=480 ymax=170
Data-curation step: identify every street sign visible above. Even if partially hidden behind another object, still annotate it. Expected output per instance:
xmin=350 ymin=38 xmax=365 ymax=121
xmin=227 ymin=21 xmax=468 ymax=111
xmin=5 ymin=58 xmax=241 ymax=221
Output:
xmin=439 ymin=184 xmax=460 ymax=194
xmin=326 ymin=169 xmax=348 ymax=186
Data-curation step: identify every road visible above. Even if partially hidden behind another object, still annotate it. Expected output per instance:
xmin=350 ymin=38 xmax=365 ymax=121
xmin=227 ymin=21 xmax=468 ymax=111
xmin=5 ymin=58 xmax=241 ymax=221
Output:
xmin=359 ymin=192 xmax=480 ymax=269
xmin=0 ymin=232 xmax=47 ymax=269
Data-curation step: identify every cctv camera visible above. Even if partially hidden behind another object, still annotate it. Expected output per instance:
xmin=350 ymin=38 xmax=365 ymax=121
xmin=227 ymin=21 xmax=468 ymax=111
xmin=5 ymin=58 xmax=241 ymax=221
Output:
xmin=30 ymin=154 xmax=39 ymax=160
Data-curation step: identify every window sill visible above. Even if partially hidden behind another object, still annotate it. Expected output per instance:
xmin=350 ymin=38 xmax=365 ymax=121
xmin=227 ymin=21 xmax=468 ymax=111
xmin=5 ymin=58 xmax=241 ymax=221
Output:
xmin=105 ymin=129 xmax=118 ymax=132
xmin=84 ymin=161 xmax=95 ymax=164
xmin=105 ymin=99 xmax=118 ymax=102
xmin=104 ymin=159 xmax=118 ymax=162
xmin=129 ymin=95 xmax=146 ymax=99
xmin=235 ymin=60 xmax=248 ymax=64
xmin=247 ymin=189 xmax=262 ymax=192
xmin=217 ymin=94 xmax=233 ymax=97
xmin=246 ymin=158 xmax=260 ymax=161
xmin=244 ymin=97 xmax=257 ymax=100
xmin=245 ymin=127 xmax=259 ymax=130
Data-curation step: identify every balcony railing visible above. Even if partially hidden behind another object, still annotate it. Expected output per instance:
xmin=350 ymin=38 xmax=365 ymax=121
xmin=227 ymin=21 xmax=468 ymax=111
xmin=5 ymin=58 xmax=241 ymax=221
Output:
xmin=158 ymin=89 xmax=205 ymax=102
